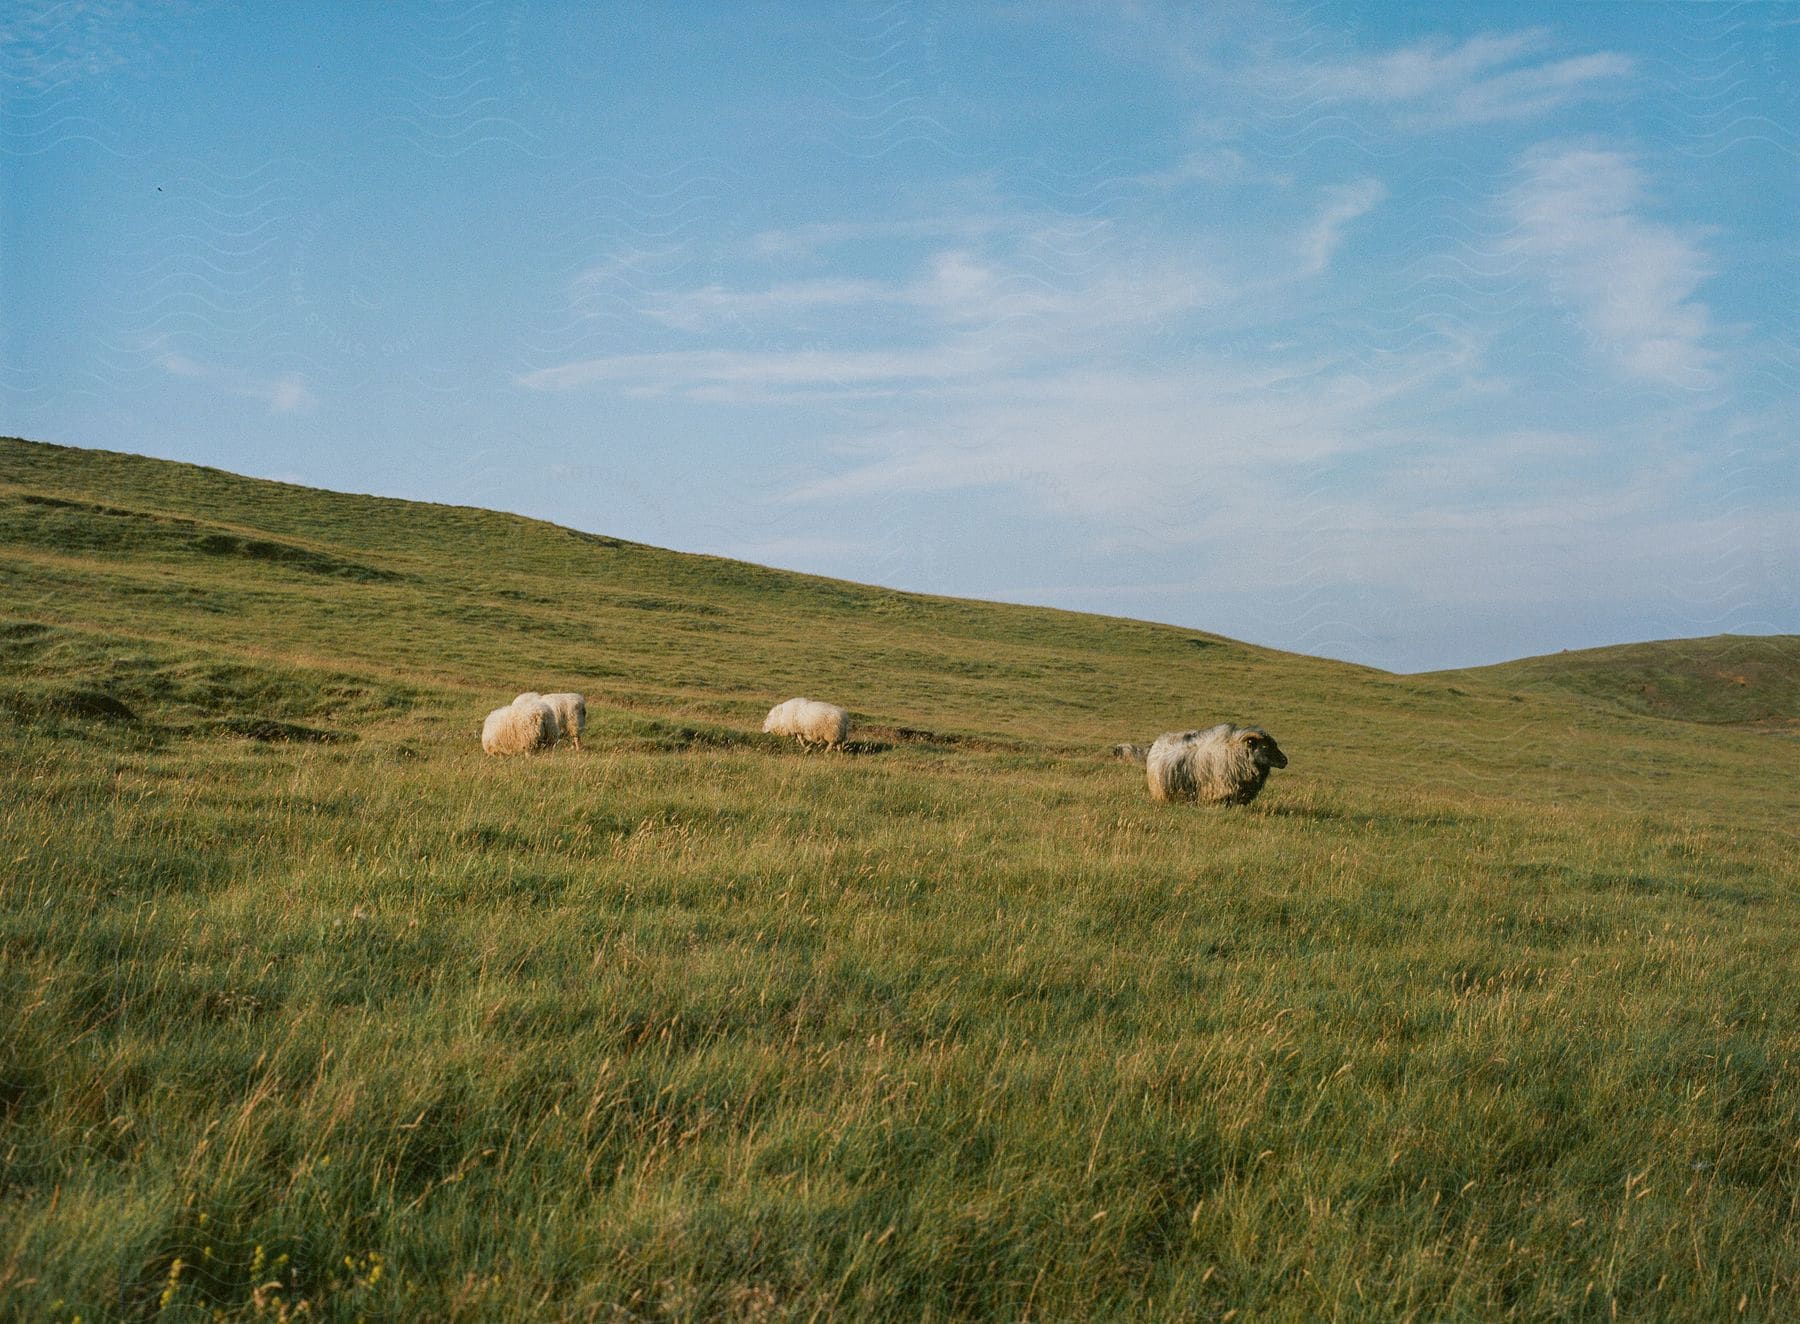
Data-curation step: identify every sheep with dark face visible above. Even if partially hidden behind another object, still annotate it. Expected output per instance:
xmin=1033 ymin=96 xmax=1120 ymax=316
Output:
xmin=1111 ymin=742 xmax=1149 ymax=766
xmin=1145 ymin=724 xmax=1288 ymax=804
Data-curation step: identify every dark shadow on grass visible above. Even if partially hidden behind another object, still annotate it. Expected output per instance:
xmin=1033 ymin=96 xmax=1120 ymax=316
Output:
xmin=854 ymin=723 xmax=959 ymax=750
xmin=839 ymin=739 xmax=892 ymax=756
xmin=183 ymin=717 xmax=356 ymax=744
xmin=758 ymin=733 xmax=891 ymax=756
xmin=191 ymin=531 xmax=400 ymax=582
xmin=858 ymin=724 xmax=1021 ymax=754
xmin=45 ymin=689 xmax=139 ymax=722
xmin=635 ymin=719 xmax=759 ymax=752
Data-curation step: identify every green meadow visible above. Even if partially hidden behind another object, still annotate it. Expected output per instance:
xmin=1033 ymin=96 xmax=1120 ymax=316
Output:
xmin=1 ymin=435 xmax=1795 ymax=1321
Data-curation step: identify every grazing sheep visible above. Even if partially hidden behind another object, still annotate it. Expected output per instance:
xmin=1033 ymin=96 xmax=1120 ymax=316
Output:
xmin=482 ymin=698 xmax=557 ymax=756
xmin=1146 ymin=724 xmax=1288 ymax=805
xmin=1111 ymin=742 xmax=1149 ymax=766
xmin=516 ymin=691 xmax=586 ymax=749
xmin=762 ymin=697 xmax=850 ymax=750
xmin=540 ymin=693 xmax=586 ymax=749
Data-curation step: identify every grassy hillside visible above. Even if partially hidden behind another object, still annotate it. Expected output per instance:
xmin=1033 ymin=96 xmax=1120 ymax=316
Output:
xmin=1438 ymin=635 xmax=1800 ymax=730
xmin=2 ymin=435 xmax=1796 ymax=1321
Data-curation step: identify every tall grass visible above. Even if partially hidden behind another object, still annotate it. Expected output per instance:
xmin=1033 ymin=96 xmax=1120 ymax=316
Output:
xmin=1 ymin=437 xmax=1796 ymax=1319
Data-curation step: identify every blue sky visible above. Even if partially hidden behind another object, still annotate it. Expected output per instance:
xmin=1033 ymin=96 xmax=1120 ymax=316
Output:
xmin=4 ymin=1 xmax=1795 ymax=670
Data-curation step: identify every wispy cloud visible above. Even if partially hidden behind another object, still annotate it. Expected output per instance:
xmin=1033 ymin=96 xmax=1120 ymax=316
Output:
xmin=267 ymin=378 xmax=310 ymax=413
xmin=158 ymin=351 xmax=313 ymax=414
xmin=1445 ymin=52 xmax=1633 ymax=126
xmin=1299 ymin=179 xmax=1385 ymax=274
xmin=516 ymin=346 xmax=989 ymax=396
xmin=157 ymin=351 xmax=209 ymax=379
xmin=1285 ymin=29 xmax=1632 ymax=129
xmin=785 ymin=342 xmax=1474 ymax=523
xmin=1506 ymin=143 xmax=1716 ymax=385
xmin=1307 ymin=30 xmax=1545 ymax=102
xmin=642 ymin=278 xmax=893 ymax=331
xmin=1135 ymin=145 xmax=1253 ymax=188
xmin=0 ymin=0 xmax=157 ymax=89
xmin=748 ymin=214 xmax=1018 ymax=258
xmin=533 ymin=236 xmax=1229 ymax=399
xmin=569 ymin=245 xmax=702 ymax=318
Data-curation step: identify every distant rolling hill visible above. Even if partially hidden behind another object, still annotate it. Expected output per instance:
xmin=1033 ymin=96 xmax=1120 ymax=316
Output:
xmin=1437 ymin=635 xmax=1800 ymax=730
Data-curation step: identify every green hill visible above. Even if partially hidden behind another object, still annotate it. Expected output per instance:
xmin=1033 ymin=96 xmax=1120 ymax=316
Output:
xmin=0 ymin=435 xmax=1368 ymax=750
xmin=2 ymin=435 xmax=1796 ymax=1321
xmin=1438 ymin=635 xmax=1800 ymax=729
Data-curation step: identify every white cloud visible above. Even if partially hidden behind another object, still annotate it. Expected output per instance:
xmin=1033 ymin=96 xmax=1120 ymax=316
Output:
xmin=785 ymin=343 xmax=1474 ymax=525
xmin=748 ymin=214 xmax=1016 ymax=257
xmin=158 ymin=351 xmax=208 ymax=378
xmin=1446 ymin=52 xmax=1633 ymax=126
xmin=570 ymin=245 xmax=701 ymax=318
xmin=0 ymin=0 xmax=151 ymax=89
xmin=1506 ymin=143 xmax=1716 ymax=385
xmin=631 ymin=252 xmax=1044 ymax=333
xmin=515 ymin=346 xmax=993 ymax=395
xmin=157 ymin=350 xmax=314 ymax=413
xmin=1135 ymin=146 xmax=1252 ymax=188
xmin=1285 ymin=29 xmax=1632 ymax=129
xmin=1307 ymin=30 xmax=1547 ymax=103
xmin=267 ymin=377 xmax=310 ymax=413
xmin=1299 ymin=179 xmax=1386 ymax=274
xmin=532 ymin=237 xmax=1229 ymax=399
xmin=916 ymin=250 xmax=1006 ymax=323
xmin=642 ymin=278 xmax=892 ymax=330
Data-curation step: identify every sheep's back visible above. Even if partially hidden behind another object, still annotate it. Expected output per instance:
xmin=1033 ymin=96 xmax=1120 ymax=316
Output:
xmin=1146 ymin=726 xmax=1257 ymax=804
xmin=763 ymin=697 xmax=805 ymax=734
xmin=794 ymin=700 xmax=849 ymax=744
xmin=540 ymin=692 xmax=585 ymax=739
xmin=763 ymin=697 xmax=847 ymax=744
xmin=1145 ymin=731 xmax=1201 ymax=802
xmin=482 ymin=701 xmax=555 ymax=756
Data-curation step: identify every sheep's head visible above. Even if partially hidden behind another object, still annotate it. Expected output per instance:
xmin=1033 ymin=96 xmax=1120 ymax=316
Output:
xmin=1237 ymin=728 xmax=1288 ymax=770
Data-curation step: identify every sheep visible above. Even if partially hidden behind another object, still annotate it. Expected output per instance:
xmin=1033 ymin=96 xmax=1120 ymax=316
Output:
xmin=516 ymin=691 xmax=586 ymax=749
xmin=1111 ymin=742 xmax=1149 ymax=766
xmin=541 ymin=693 xmax=586 ymax=749
xmin=762 ymin=697 xmax=850 ymax=750
xmin=482 ymin=698 xmax=557 ymax=756
xmin=1145 ymin=724 xmax=1288 ymax=805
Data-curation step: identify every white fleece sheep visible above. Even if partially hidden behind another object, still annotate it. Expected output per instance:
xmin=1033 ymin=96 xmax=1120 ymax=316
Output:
xmin=762 ymin=697 xmax=850 ymax=749
xmin=482 ymin=698 xmax=557 ymax=756
xmin=515 ymin=691 xmax=585 ymax=749
xmin=1145 ymin=724 xmax=1288 ymax=805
